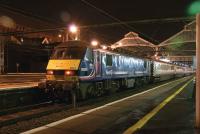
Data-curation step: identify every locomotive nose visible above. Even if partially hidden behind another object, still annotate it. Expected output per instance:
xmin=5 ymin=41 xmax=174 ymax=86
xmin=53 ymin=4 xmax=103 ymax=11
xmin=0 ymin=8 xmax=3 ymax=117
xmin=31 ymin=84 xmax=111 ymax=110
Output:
xmin=47 ymin=59 xmax=81 ymax=71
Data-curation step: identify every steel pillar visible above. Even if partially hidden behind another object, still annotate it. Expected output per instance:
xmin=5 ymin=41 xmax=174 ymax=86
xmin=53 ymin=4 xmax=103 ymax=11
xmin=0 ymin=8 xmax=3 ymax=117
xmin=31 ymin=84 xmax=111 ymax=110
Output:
xmin=0 ymin=37 xmax=5 ymax=74
xmin=196 ymin=14 xmax=200 ymax=128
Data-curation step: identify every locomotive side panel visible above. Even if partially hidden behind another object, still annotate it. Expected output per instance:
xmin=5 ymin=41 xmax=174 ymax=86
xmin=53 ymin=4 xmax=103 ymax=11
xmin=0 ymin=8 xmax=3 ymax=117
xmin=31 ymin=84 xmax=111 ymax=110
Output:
xmin=99 ymin=51 xmax=150 ymax=79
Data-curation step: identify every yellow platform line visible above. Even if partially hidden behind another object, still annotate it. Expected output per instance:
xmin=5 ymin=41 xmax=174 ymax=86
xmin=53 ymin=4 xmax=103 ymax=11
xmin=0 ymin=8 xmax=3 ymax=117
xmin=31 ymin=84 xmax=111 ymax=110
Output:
xmin=123 ymin=78 xmax=193 ymax=134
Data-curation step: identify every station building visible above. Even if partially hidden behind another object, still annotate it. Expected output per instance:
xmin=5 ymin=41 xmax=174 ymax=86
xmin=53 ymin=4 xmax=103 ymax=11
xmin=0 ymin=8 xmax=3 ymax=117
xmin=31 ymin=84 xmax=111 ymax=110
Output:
xmin=0 ymin=5 xmax=64 ymax=74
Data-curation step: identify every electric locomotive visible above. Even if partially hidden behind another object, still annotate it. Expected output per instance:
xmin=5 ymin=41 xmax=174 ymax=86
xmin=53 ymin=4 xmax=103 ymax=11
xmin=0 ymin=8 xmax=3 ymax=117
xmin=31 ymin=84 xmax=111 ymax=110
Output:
xmin=38 ymin=40 xmax=192 ymax=100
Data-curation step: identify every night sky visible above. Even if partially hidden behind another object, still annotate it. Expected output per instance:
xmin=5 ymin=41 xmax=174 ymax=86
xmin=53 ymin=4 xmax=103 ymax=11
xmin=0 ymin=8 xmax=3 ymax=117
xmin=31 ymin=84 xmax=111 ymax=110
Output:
xmin=0 ymin=0 xmax=196 ymax=44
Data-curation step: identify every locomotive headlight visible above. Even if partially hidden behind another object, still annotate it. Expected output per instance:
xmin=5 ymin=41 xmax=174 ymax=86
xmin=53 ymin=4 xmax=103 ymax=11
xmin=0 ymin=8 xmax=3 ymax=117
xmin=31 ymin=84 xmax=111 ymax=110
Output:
xmin=65 ymin=70 xmax=75 ymax=76
xmin=47 ymin=70 xmax=53 ymax=75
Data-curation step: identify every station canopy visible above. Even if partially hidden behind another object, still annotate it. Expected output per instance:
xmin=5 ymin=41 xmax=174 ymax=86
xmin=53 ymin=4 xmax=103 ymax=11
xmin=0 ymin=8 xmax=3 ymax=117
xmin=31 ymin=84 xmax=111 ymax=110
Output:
xmin=158 ymin=21 xmax=195 ymax=56
xmin=111 ymin=32 xmax=157 ymax=58
xmin=155 ymin=21 xmax=196 ymax=66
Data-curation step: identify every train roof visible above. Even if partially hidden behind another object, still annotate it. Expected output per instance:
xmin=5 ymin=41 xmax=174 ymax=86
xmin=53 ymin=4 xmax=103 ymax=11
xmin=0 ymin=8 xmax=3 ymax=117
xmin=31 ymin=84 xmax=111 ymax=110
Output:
xmin=55 ymin=41 xmax=190 ymax=68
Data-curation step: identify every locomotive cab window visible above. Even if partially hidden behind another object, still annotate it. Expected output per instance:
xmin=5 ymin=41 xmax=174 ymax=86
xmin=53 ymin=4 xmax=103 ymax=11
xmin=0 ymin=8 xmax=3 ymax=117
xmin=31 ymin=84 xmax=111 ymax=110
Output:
xmin=84 ymin=48 xmax=94 ymax=63
xmin=51 ymin=47 xmax=86 ymax=59
xmin=106 ymin=54 xmax=112 ymax=66
xmin=79 ymin=48 xmax=94 ymax=76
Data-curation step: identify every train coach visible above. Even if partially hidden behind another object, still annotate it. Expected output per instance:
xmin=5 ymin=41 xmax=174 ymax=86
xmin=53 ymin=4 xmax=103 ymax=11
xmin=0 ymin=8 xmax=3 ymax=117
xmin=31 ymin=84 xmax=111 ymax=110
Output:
xmin=38 ymin=41 xmax=193 ymax=100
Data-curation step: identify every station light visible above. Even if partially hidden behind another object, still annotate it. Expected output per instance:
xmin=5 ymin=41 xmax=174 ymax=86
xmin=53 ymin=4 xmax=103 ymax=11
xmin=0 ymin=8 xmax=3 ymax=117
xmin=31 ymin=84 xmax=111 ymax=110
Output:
xmin=102 ymin=45 xmax=107 ymax=50
xmin=20 ymin=38 xmax=23 ymax=43
xmin=69 ymin=24 xmax=78 ymax=33
xmin=91 ymin=40 xmax=98 ymax=46
xmin=110 ymin=45 xmax=116 ymax=49
xmin=58 ymin=34 xmax=62 ymax=38
xmin=160 ymin=58 xmax=170 ymax=62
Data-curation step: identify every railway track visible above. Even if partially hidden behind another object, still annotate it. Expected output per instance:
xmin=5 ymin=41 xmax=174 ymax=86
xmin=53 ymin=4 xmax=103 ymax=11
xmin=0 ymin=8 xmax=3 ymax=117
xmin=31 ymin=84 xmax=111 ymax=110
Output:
xmin=0 ymin=101 xmax=72 ymax=127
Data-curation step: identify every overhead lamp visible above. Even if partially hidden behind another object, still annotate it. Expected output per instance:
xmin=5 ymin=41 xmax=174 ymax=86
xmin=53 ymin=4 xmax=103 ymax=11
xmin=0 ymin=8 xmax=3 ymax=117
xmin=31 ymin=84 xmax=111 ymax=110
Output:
xmin=91 ymin=40 xmax=98 ymax=46
xmin=102 ymin=45 xmax=107 ymax=50
xmin=58 ymin=34 xmax=62 ymax=38
xmin=69 ymin=24 xmax=78 ymax=33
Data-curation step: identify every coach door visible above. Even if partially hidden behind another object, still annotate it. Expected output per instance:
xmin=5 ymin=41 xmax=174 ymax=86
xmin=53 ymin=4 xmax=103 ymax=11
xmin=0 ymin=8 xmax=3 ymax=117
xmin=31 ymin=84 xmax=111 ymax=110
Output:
xmin=95 ymin=51 xmax=101 ymax=77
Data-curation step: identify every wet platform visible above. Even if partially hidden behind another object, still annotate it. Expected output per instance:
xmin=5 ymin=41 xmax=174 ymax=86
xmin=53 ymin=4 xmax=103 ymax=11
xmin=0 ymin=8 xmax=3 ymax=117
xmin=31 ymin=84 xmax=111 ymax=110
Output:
xmin=136 ymin=77 xmax=195 ymax=134
xmin=0 ymin=73 xmax=44 ymax=91
xmin=0 ymin=82 xmax=38 ymax=91
xmin=21 ymin=76 xmax=197 ymax=134
xmin=0 ymin=73 xmax=45 ymax=109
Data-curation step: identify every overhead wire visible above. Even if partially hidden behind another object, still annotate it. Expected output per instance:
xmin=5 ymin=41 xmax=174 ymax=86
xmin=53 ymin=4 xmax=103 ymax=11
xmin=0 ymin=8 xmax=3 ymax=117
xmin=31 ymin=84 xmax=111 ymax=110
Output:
xmin=81 ymin=17 xmax=194 ymax=28
xmin=0 ymin=2 xmax=195 ymax=45
xmin=0 ymin=17 xmax=194 ymax=36
xmin=0 ymin=3 xmax=63 ymax=25
xmin=80 ymin=0 xmax=160 ymax=44
xmin=0 ymin=1 xmax=195 ymax=45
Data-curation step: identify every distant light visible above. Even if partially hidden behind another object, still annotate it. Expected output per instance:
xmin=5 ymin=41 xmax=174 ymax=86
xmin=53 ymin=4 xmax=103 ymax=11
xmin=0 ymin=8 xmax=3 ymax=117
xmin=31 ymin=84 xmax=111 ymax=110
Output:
xmin=91 ymin=40 xmax=98 ymax=46
xmin=160 ymin=58 xmax=170 ymax=62
xmin=111 ymin=45 xmax=116 ymax=49
xmin=102 ymin=45 xmax=107 ymax=50
xmin=69 ymin=24 xmax=78 ymax=33
xmin=58 ymin=34 xmax=62 ymax=38
xmin=20 ymin=38 xmax=23 ymax=42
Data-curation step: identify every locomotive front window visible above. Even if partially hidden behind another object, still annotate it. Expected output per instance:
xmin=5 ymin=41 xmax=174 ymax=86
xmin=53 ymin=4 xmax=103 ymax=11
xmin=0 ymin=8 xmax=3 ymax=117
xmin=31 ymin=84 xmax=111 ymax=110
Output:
xmin=84 ymin=48 xmax=93 ymax=62
xmin=51 ymin=47 xmax=86 ymax=59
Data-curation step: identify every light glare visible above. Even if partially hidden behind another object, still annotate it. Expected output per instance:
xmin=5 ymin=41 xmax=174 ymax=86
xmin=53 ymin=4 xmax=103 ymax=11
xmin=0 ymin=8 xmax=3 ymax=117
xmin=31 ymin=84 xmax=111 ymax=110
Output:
xmin=69 ymin=24 xmax=78 ymax=33
xmin=58 ymin=34 xmax=62 ymax=38
xmin=102 ymin=45 xmax=107 ymax=50
xmin=91 ymin=40 xmax=98 ymax=46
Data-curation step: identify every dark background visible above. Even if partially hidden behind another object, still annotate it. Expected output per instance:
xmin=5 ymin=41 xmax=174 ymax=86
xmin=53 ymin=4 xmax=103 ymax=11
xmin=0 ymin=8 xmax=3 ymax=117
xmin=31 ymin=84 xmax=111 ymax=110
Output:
xmin=0 ymin=0 xmax=195 ymax=44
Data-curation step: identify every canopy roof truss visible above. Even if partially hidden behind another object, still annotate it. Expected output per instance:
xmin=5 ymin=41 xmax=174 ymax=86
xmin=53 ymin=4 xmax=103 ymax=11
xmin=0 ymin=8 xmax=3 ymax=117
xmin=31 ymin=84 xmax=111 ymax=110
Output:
xmin=111 ymin=32 xmax=157 ymax=58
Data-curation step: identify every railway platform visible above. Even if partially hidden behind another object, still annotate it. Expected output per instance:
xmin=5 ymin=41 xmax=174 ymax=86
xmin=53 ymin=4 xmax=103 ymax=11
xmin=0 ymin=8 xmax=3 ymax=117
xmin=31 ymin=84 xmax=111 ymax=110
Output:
xmin=21 ymin=76 xmax=197 ymax=134
xmin=0 ymin=73 xmax=44 ymax=92
xmin=127 ymin=77 xmax=196 ymax=134
xmin=0 ymin=73 xmax=45 ymax=110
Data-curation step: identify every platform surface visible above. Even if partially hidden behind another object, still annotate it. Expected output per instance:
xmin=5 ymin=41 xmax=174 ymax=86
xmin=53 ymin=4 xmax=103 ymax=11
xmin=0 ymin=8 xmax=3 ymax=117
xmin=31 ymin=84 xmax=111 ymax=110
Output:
xmin=0 ymin=73 xmax=44 ymax=90
xmin=21 ymin=76 xmax=198 ymax=134
xmin=136 ymin=78 xmax=196 ymax=134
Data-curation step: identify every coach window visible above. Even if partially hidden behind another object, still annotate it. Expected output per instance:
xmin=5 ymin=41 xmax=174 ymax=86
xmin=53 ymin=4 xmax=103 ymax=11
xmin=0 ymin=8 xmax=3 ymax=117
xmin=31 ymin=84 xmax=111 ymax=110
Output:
xmin=106 ymin=54 xmax=112 ymax=66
